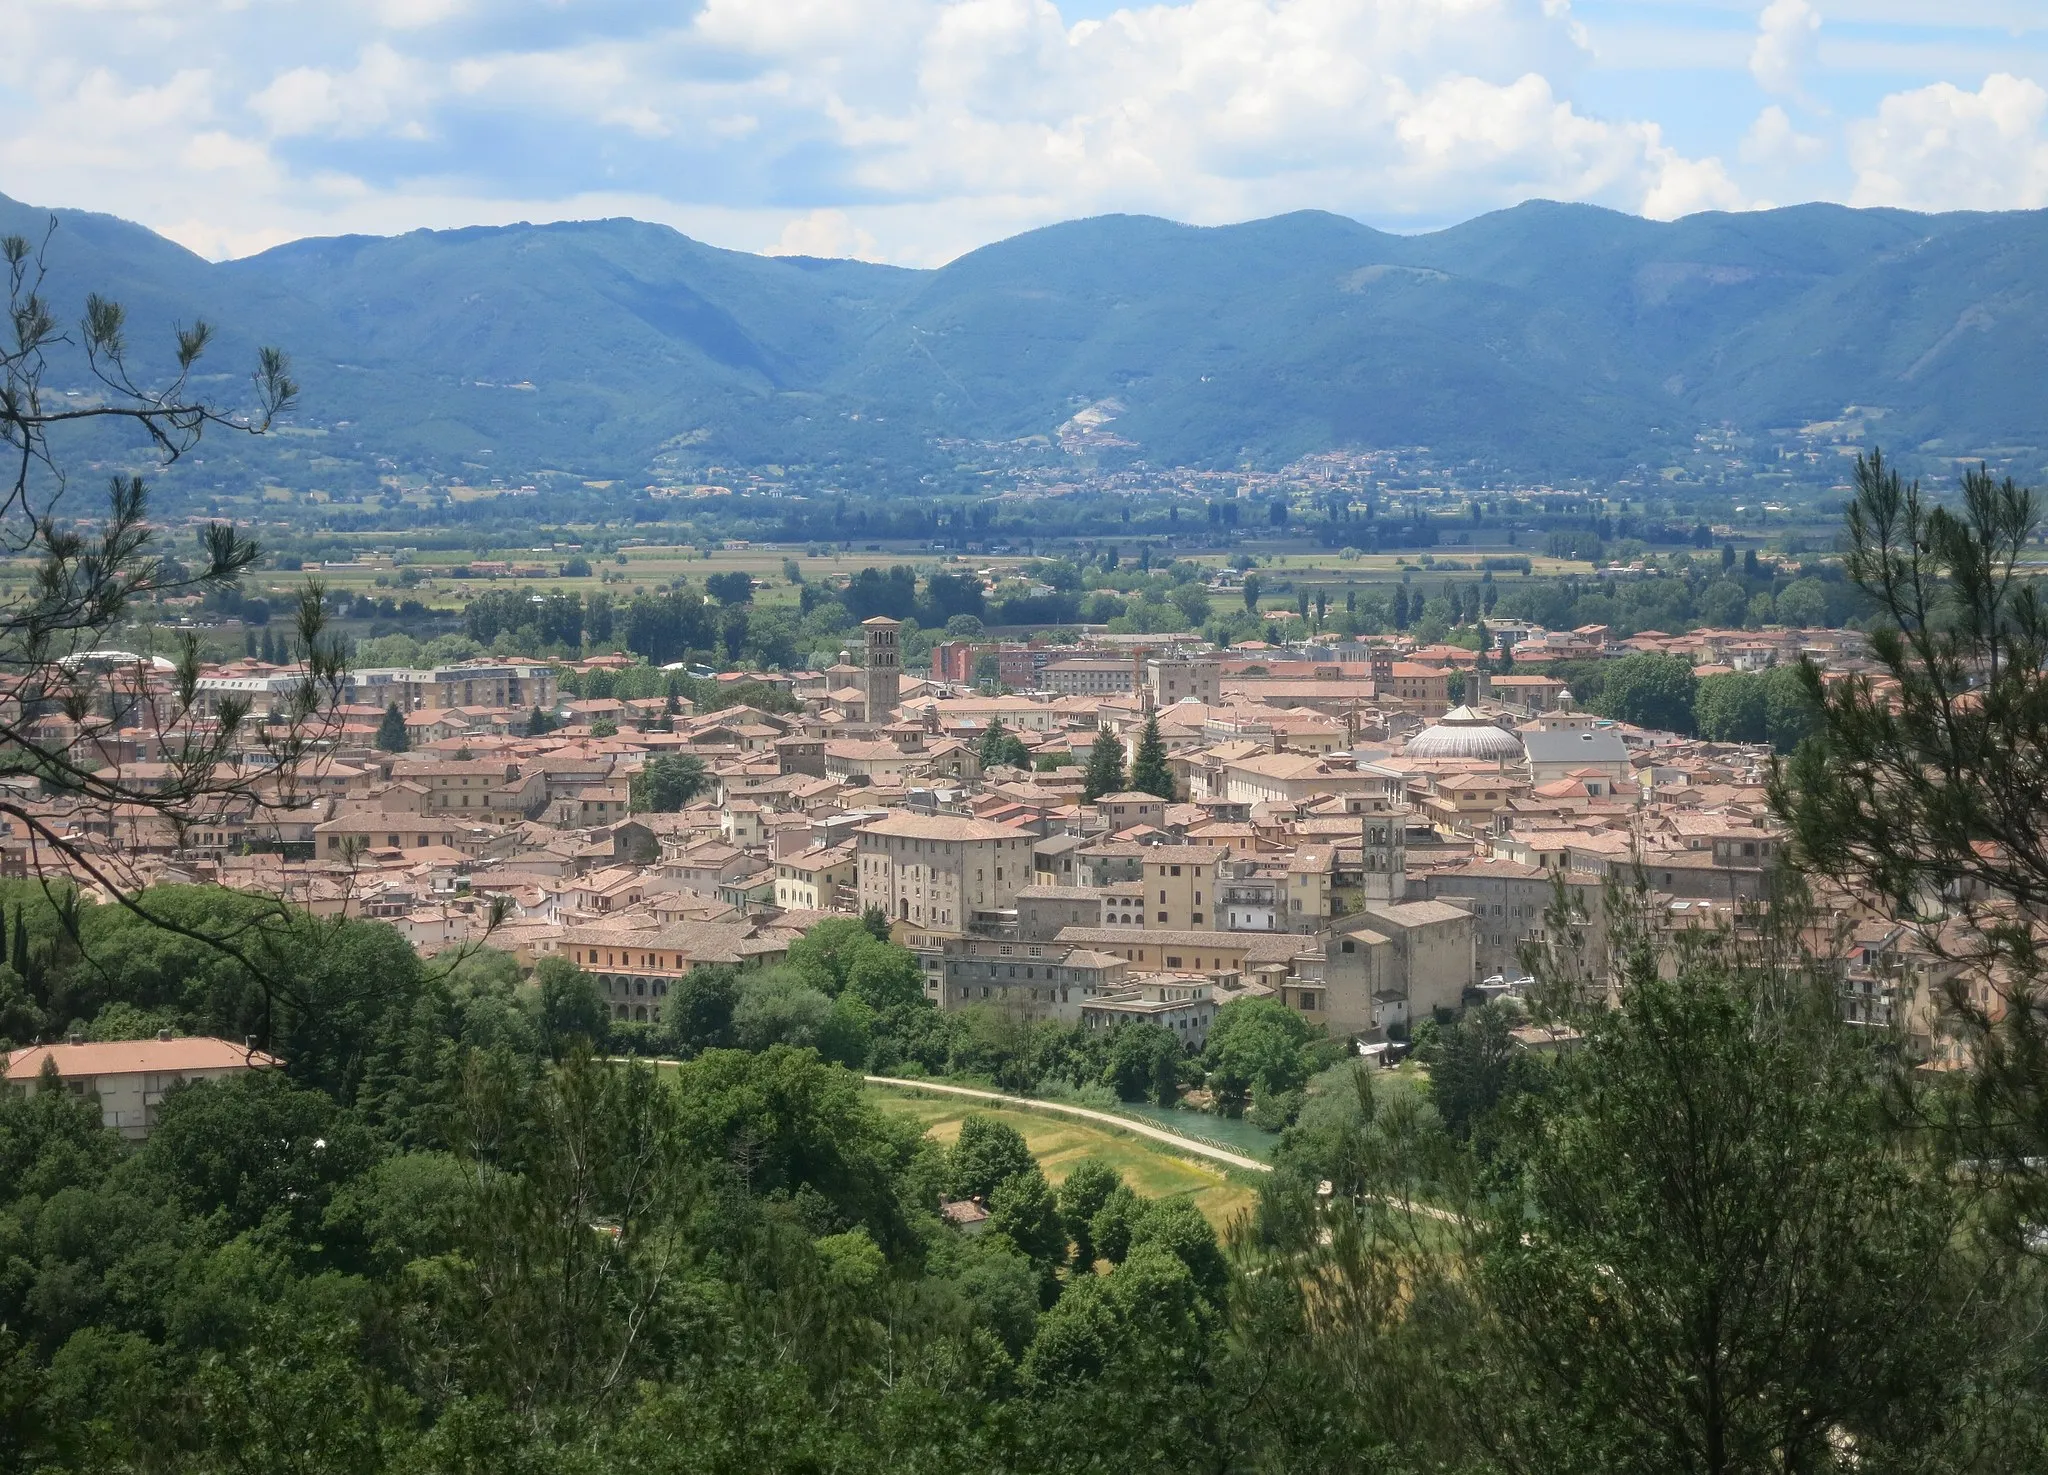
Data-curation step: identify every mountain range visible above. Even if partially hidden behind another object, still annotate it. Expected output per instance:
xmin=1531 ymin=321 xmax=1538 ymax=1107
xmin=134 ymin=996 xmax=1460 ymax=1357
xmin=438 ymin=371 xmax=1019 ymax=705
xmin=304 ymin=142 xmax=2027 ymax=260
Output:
xmin=3 ymin=191 xmax=2043 ymax=490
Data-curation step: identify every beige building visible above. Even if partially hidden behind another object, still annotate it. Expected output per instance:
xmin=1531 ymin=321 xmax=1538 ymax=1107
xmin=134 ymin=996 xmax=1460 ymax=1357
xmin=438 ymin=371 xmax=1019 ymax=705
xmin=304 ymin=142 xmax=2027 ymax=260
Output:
xmin=1220 ymin=752 xmax=1402 ymax=809
xmin=387 ymin=758 xmax=541 ymax=814
xmin=1139 ymin=845 xmax=1228 ymax=929
xmin=774 ymin=844 xmax=857 ymax=911
xmin=5 ymin=1037 xmax=282 ymax=1140
xmin=857 ymin=812 xmax=1036 ymax=932
xmin=1150 ymin=657 xmax=1222 ymax=708
xmin=1051 ymin=925 xmax=1301 ymax=976
xmin=1042 ymin=658 xmax=1135 ymax=696
xmin=355 ymin=661 xmax=556 ymax=713
xmin=1322 ymin=900 xmax=1477 ymax=1038
xmin=1096 ymin=792 xmax=1169 ymax=831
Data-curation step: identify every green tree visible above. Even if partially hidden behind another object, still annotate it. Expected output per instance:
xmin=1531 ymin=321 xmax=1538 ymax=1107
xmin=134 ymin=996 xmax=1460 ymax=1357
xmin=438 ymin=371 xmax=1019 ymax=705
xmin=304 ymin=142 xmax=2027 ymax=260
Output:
xmin=704 ymin=571 xmax=754 ymax=605
xmin=1125 ymin=1195 xmax=1228 ymax=1302
xmin=1104 ymin=1023 xmax=1180 ymax=1105
xmin=988 ymin=1167 xmax=1067 ymax=1269
xmin=1773 ymin=577 xmax=1830 ymax=627
xmin=1773 ymin=453 xmax=2048 ymax=1238
xmin=1081 ymin=726 xmax=1126 ymax=802
xmin=1127 ymin=716 xmax=1174 ymax=799
xmin=1760 ymin=663 xmax=1819 ymax=752
xmin=947 ymin=1114 xmax=1036 ymax=1201
xmin=1594 ymin=651 xmax=1697 ymax=734
xmin=1426 ymin=1001 xmax=1521 ymax=1142
xmin=375 ymin=702 xmax=409 ymax=753
xmin=1203 ymin=997 xmax=1316 ymax=1115
xmin=1058 ymin=1159 xmax=1124 ymax=1268
xmin=526 ymin=705 xmax=554 ymax=736
xmin=631 ymin=754 xmax=707 ymax=813
xmin=590 ymin=715 xmax=619 ymax=738
xmin=1241 ymin=573 xmax=1262 ymax=613
xmin=532 ymin=955 xmax=609 ymax=1054
xmin=978 ymin=717 xmax=1030 ymax=771
xmin=662 ymin=964 xmax=738 ymax=1054
xmin=1694 ymin=672 xmax=1768 ymax=744
xmin=1478 ymin=962 xmax=1986 ymax=1475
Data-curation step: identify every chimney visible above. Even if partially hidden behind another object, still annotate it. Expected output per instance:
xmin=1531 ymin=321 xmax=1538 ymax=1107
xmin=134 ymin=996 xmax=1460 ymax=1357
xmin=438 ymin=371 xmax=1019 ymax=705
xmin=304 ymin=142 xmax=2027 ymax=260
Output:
xmin=156 ymin=1028 xmax=172 ymax=1042
xmin=66 ymin=1025 xmax=84 ymax=1045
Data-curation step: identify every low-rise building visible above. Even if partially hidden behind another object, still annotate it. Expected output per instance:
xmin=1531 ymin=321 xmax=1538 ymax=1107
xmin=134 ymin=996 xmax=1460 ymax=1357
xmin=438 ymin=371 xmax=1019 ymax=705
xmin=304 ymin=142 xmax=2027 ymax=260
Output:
xmin=4 ymin=1036 xmax=281 ymax=1140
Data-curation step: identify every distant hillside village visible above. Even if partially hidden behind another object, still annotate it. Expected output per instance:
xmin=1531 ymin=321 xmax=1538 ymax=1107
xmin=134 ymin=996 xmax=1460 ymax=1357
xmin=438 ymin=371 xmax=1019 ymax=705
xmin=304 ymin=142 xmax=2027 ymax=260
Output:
xmin=3 ymin=610 xmax=1944 ymax=1063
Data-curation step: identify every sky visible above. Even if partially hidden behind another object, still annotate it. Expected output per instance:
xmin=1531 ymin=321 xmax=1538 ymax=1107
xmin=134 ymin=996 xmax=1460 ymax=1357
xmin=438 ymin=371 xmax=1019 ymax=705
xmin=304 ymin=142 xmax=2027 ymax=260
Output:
xmin=1 ymin=0 xmax=2044 ymax=266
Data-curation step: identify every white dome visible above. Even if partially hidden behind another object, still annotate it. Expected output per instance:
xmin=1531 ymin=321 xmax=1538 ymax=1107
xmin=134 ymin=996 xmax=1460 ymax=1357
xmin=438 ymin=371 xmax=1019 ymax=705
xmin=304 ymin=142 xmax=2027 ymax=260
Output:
xmin=1405 ymin=706 xmax=1525 ymax=762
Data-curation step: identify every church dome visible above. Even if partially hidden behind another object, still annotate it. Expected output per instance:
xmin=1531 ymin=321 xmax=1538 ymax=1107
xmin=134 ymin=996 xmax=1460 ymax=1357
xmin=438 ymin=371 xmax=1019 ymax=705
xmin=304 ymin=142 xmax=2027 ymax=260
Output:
xmin=1404 ymin=705 xmax=1525 ymax=762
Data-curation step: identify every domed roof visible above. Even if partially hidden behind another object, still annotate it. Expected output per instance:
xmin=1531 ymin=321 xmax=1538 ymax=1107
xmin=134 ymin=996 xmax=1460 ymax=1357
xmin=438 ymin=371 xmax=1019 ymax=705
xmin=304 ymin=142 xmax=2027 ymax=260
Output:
xmin=1405 ymin=706 xmax=1525 ymax=762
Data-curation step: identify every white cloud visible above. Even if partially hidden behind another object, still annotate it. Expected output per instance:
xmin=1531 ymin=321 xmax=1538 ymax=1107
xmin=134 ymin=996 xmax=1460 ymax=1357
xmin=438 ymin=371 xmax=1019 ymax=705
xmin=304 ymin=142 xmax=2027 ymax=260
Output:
xmin=1849 ymin=73 xmax=2048 ymax=210
xmin=768 ymin=208 xmax=883 ymax=259
xmin=250 ymin=44 xmax=427 ymax=138
xmin=0 ymin=0 xmax=1903 ymax=268
xmin=1750 ymin=0 xmax=1820 ymax=100
xmin=1741 ymin=103 xmax=1827 ymax=165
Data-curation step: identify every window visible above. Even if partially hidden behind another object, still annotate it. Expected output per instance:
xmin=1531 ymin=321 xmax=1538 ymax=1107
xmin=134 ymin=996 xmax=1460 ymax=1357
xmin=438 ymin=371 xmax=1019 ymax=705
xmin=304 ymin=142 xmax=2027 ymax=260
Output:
xmin=1158 ymin=911 xmax=1168 ymax=922
xmin=1171 ymin=865 xmax=1182 ymax=876
xmin=1341 ymin=939 xmax=1356 ymax=953
xmin=1166 ymin=955 xmax=1182 ymax=967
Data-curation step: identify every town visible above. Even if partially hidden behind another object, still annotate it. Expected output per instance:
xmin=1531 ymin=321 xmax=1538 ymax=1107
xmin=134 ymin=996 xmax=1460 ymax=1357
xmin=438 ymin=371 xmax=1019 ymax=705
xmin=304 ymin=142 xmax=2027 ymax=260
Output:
xmin=7 ymin=585 xmax=1943 ymax=1083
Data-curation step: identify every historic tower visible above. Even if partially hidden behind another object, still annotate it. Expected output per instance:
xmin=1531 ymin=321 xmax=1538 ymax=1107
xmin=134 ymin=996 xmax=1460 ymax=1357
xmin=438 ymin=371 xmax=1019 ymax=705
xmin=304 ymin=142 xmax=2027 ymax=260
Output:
xmin=1361 ymin=802 xmax=1408 ymax=904
xmin=862 ymin=616 xmax=902 ymax=721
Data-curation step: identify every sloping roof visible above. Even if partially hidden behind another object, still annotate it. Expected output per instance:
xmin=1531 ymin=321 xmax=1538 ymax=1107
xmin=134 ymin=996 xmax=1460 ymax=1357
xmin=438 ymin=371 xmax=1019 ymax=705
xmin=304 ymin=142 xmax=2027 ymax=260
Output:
xmin=6 ymin=1037 xmax=281 ymax=1080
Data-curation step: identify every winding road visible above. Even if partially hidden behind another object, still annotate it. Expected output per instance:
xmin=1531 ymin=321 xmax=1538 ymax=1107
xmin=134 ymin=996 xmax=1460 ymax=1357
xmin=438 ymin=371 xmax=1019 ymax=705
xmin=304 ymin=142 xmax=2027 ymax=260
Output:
xmin=863 ymin=1075 xmax=1272 ymax=1173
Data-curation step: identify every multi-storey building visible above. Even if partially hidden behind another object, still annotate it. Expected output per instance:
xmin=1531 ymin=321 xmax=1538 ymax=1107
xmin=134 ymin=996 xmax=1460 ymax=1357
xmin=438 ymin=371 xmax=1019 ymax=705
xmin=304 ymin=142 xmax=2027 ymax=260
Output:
xmin=856 ymin=812 xmax=1035 ymax=932
xmin=1138 ymin=845 xmax=1227 ymax=929
xmin=353 ymin=662 xmax=556 ymax=713
xmin=1042 ymin=659 xmax=1135 ymax=696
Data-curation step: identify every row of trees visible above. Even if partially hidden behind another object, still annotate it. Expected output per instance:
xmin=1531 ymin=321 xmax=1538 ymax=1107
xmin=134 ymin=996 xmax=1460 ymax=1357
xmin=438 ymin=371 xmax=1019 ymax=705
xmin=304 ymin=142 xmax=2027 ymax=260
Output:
xmin=1553 ymin=650 xmax=1820 ymax=748
xmin=1077 ymin=719 xmax=1175 ymax=801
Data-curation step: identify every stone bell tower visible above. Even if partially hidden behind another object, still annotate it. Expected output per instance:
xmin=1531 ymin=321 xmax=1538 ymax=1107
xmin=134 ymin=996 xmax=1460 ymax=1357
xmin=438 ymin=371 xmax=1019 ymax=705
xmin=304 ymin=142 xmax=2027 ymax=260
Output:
xmin=1361 ymin=801 xmax=1408 ymax=904
xmin=862 ymin=616 xmax=902 ymax=721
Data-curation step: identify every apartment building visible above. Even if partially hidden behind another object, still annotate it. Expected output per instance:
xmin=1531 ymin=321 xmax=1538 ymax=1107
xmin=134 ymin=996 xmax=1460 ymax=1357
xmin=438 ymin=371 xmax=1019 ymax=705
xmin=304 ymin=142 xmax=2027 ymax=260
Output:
xmin=355 ymin=661 xmax=557 ymax=713
xmin=1042 ymin=658 xmax=1135 ymax=696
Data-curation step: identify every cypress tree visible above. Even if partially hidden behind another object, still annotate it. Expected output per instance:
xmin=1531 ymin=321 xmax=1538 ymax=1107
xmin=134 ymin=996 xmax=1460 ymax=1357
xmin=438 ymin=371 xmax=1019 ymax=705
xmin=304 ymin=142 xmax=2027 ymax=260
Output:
xmin=1128 ymin=716 xmax=1174 ymax=800
xmin=375 ymin=702 xmax=410 ymax=754
xmin=1082 ymin=725 xmax=1126 ymax=802
xmin=978 ymin=717 xmax=1010 ymax=769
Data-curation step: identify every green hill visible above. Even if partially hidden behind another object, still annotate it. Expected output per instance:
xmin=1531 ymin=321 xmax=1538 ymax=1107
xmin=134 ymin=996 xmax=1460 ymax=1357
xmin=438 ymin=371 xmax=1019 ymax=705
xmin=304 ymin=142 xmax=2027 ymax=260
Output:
xmin=4 ymin=191 xmax=2044 ymax=490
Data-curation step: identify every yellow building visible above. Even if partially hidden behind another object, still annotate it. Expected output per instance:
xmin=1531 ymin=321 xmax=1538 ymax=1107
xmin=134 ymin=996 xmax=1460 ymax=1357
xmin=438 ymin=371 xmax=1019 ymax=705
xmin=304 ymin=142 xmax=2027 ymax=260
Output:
xmin=1139 ymin=845 xmax=1227 ymax=929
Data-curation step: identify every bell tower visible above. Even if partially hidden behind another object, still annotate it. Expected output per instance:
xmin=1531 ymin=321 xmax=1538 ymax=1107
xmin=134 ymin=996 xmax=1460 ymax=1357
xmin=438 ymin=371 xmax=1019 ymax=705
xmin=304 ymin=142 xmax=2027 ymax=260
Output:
xmin=862 ymin=617 xmax=902 ymax=721
xmin=1361 ymin=801 xmax=1407 ymax=904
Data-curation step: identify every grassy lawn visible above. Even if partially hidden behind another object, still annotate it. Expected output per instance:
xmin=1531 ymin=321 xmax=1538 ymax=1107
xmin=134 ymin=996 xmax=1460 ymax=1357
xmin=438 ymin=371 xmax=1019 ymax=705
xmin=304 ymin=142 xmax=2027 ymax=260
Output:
xmin=868 ymin=1084 xmax=1261 ymax=1233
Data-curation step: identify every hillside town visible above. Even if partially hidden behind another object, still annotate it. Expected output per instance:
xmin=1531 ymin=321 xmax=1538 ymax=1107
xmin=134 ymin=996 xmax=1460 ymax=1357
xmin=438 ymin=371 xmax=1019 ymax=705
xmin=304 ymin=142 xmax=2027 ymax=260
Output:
xmin=3 ymin=605 xmax=1963 ymax=1069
